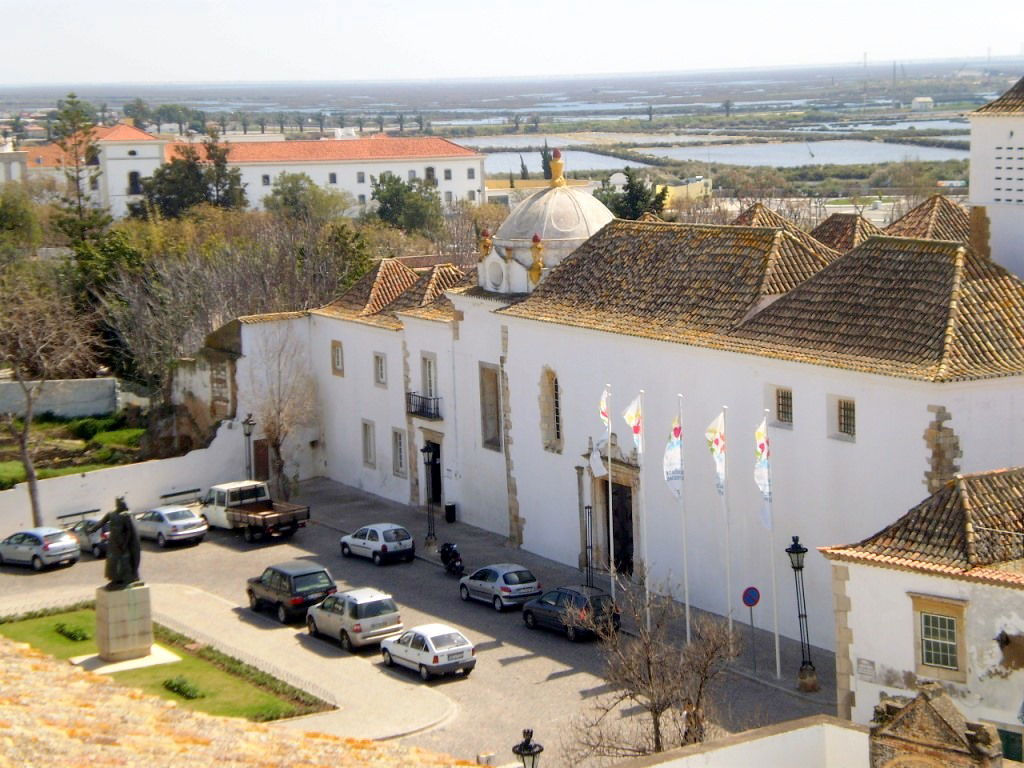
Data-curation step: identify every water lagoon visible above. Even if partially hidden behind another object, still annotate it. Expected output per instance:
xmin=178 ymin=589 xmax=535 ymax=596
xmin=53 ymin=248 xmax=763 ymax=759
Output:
xmin=640 ymin=140 xmax=969 ymax=167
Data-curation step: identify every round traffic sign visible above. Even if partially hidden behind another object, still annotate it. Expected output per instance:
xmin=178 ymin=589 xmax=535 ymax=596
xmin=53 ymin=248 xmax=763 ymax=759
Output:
xmin=742 ymin=586 xmax=760 ymax=607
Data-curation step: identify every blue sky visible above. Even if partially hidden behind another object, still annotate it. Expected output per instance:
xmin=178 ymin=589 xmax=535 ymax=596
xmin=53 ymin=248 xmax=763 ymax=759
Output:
xmin=4 ymin=0 xmax=1020 ymax=85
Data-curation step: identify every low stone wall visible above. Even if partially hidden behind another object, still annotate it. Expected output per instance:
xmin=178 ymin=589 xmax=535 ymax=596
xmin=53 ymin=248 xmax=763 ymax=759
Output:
xmin=0 ymin=377 xmax=117 ymax=418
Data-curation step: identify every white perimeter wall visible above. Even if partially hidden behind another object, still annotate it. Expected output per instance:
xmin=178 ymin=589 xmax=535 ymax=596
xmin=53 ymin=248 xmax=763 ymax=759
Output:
xmin=0 ymin=421 xmax=243 ymax=529
xmin=500 ymin=316 xmax=1024 ymax=651
xmin=845 ymin=562 xmax=1024 ymax=731
xmin=0 ymin=378 xmax=116 ymax=418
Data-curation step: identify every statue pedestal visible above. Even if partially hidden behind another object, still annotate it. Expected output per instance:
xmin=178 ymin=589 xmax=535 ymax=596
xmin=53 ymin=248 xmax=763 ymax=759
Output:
xmin=96 ymin=585 xmax=152 ymax=663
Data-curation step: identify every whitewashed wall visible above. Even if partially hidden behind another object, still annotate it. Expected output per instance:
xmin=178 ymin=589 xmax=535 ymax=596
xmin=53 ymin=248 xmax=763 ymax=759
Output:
xmin=969 ymin=114 xmax=1024 ymax=278
xmin=99 ymin=139 xmax=166 ymax=217
xmin=844 ymin=562 xmax=1024 ymax=733
xmin=0 ymin=378 xmax=117 ymax=418
xmin=0 ymin=421 xmax=243 ymax=530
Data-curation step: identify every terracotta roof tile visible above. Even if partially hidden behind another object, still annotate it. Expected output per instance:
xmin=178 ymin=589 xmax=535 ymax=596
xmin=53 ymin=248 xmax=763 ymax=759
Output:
xmin=166 ymin=135 xmax=479 ymax=164
xmin=974 ymin=75 xmax=1024 ymax=115
xmin=94 ymin=123 xmax=159 ymax=142
xmin=822 ymin=466 xmax=1024 ymax=588
xmin=237 ymin=310 xmax=308 ymax=324
xmin=885 ymin=195 xmax=971 ymax=243
xmin=809 ymin=213 xmax=883 ymax=252
xmin=731 ymin=203 xmax=842 ymax=262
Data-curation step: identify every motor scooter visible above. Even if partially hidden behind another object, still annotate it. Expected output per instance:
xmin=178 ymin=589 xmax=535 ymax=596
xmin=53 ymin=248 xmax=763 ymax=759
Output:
xmin=439 ymin=541 xmax=464 ymax=577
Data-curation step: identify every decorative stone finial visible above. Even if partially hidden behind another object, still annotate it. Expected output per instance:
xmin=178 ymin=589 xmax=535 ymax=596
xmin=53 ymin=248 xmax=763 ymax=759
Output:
xmin=478 ymin=229 xmax=493 ymax=262
xmin=549 ymin=148 xmax=566 ymax=187
xmin=528 ymin=234 xmax=544 ymax=285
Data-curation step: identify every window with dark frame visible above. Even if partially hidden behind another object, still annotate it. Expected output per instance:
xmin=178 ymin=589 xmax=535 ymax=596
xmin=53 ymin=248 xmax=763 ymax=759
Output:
xmin=328 ymin=172 xmax=337 ymax=184
xmin=776 ymin=388 xmax=793 ymax=424
xmin=838 ymin=399 xmax=856 ymax=437
xmin=261 ymin=174 xmax=270 ymax=186
xmin=553 ymin=377 xmax=562 ymax=441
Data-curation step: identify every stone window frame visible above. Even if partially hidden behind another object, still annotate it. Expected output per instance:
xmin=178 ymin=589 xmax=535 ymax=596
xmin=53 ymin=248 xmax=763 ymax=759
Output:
xmin=330 ymin=340 xmax=344 ymax=377
xmin=392 ymin=428 xmax=407 ymax=478
xmin=479 ymin=363 xmax=502 ymax=452
xmin=909 ymin=593 xmax=967 ymax=684
xmin=373 ymin=352 xmax=387 ymax=388
xmin=539 ymin=366 xmax=563 ymax=454
xmin=361 ymin=420 xmax=376 ymax=468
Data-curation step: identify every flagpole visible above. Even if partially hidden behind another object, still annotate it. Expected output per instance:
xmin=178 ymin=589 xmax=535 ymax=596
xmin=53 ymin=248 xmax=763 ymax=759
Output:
xmin=640 ymin=389 xmax=650 ymax=633
xmin=607 ymin=383 xmax=615 ymax=605
xmin=721 ymin=405 xmax=733 ymax=640
xmin=766 ymin=408 xmax=781 ymax=680
xmin=678 ymin=393 xmax=691 ymax=645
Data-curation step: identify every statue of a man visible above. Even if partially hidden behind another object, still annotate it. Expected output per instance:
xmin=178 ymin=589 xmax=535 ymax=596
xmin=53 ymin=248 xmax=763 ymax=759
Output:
xmin=90 ymin=496 xmax=141 ymax=589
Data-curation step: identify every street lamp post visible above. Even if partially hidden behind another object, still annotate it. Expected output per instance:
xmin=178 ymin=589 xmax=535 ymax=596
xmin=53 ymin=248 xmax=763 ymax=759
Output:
xmin=785 ymin=535 xmax=819 ymax=692
xmin=420 ymin=445 xmax=437 ymax=548
xmin=242 ymin=414 xmax=256 ymax=479
xmin=512 ymin=729 xmax=543 ymax=768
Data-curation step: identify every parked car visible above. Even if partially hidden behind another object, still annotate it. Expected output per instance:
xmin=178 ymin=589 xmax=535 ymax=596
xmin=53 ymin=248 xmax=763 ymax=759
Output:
xmin=381 ymin=623 xmax=475 ymax=681
xmin=69 ymin=517 xmax=108 ymax=558
xmin=0 ymin=527 xmax=80 ymax=571
xmin=247 ymin=560 xmax=337 ymax=624
xmin=522 ymin=585 xmax=620 ymax=641
xmin=307 ymin=587 xmax=403 ymax=651
xmin=135 ymin=505 xmax=208 ymax=548
xmin=339 ymin=523 xmax=415 ymax=565
xmin=459 ymin=563 xmax=542 ymax=611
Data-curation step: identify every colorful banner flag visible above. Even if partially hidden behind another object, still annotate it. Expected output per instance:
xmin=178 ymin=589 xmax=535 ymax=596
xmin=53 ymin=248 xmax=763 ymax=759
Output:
xmin=705 ymin=411 xmax=726 ymax=496
xmin=663 ymin=417 xmax=684 ymax=499
xmin=599 ymin=388 xmax=610 ymax=428
xmin=622 ymin=395 xmax=643 ymax=452
xmin=754 ymin=417 xmax=773 ymax=529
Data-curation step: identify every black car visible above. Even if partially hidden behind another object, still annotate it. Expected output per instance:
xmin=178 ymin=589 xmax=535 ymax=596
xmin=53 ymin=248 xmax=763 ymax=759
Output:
xmin=522 ymin=585 xmax=620 ymax=641
xmin=247 ymin=560 xmax=337 ymax=624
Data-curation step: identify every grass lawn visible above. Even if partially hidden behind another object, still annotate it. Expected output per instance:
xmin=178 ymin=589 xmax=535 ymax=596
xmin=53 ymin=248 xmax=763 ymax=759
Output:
xmin=90 ymin=428 xmax=145 ymax=449
xmin=0 ymin=609 xmax=325 ymax=721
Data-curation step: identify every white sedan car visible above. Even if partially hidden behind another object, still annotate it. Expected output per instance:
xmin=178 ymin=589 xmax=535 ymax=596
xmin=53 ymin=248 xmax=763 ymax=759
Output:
xmin=339 ymin=523 xmax=415 ymax=565
xmin=134 ymin=505 xmax=207 ymax=547
xmin=381 ymin=623 xmax=475 ymax=681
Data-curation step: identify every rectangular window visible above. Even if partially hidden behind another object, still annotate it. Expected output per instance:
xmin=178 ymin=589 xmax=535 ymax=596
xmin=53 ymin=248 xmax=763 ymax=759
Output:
xmin=444 ymin=191 xmax=453 ymax=203
xmin=89 ymin=177 xmax=99 ymax=191
xmin=421 ymin=355 xmax=437 ymax=398
xmin=998 ymin=730 xmax=1023 ymax=762
xmin=262 ymin=174 xmax=271 ymax=186
xmin=776 ymin=388 xmax=793 ymax=425
xmin=467 ymin=168 xmax=476 ymax=180
xmin=921 ymin=613 xmax=957 ymax=669
xmin=357 ymin=172 xmax=366 ymax=184
xmin=408 ymin=170 xmax=417 ymax=181
xmin=362 ymin=420 xmax=376 ymax=467
xmin=328 ymin=172 xmax=337 ymax=184
xmin=373 ymin=352 xmax=387 ymax=387
xmin=392 ymin=429 xmax=407 ymax=477
xmin=468 ymin=190 xmax=476 ymax=201
xmin=358 ymin=194 xmax=366 ymax=204
xmin=910 ymin=593 xmax=966 ymax=683
xmin=480 ymin=363 xmax=501 ymax=451
xmin=330 ymin=340 xmax=344 ymax=376
xmin=838 ymin=399 xmax=856 ymax=438
xmin=444 ymin=169 xmax=452 ymax=180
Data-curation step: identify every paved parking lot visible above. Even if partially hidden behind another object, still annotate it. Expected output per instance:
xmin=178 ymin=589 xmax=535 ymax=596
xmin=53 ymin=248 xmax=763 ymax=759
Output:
xmin=0 ymin=479 xmax=835 ymax=766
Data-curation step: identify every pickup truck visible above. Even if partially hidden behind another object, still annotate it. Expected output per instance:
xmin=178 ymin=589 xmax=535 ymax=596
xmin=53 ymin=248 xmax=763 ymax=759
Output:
xmin=190 ymin=480 xmax=310 ymax=542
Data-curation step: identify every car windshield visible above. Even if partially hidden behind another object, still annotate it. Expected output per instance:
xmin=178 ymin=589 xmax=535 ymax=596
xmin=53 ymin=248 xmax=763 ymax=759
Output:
xmin=504 ymin=570 xmax=536 ymax=585
xmin=430 ymin=631 xmax=468 ymax=650
xmin=356 ymin=598 xmax=398 ymax=618
xmin=43 ymin=532 xmax=70 ymax=544
xmin=165 ymin=510 xmax=194 ymax=521
xmin=383 ymin=528 xmax=410 ymax=542
xmin=293 ymin=571 xmax=334 ymax=593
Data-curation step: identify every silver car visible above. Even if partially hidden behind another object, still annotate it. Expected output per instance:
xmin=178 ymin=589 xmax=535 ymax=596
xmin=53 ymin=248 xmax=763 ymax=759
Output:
xmin=134 ymin=505 xmax=208 ymax=547
xmin=69 ymin=517 xmax=109 ymax=558
xmin=0 ymin=527 xmax=80 ymax=571
xmin=307 ymin=588 xmax=404 ymax=651
xmin=459 ymin=563 xmax=542 ymax=611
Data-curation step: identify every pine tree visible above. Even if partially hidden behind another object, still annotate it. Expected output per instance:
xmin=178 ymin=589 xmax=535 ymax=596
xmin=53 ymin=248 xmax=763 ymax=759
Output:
xmin=519 ymin=155 xmax=529 ymax=180
xmin=52 ymin=93 xmax=111 ymax=246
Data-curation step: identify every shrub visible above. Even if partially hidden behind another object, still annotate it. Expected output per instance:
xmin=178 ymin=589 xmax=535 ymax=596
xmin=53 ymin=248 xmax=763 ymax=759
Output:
xmin=163 ymin=676 xmax=205 ymax=699
xmin=67 ymin=415 xmax=123 ymax=440
xmin=55 ymin=622 xmax=90 ymax=641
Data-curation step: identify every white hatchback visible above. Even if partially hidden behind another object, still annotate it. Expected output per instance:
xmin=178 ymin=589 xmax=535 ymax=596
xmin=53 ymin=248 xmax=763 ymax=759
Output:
xmin=339 ymin=523 xmax=415 ymax=565
xmin=381 ymin=623 xmax=475 ymax=681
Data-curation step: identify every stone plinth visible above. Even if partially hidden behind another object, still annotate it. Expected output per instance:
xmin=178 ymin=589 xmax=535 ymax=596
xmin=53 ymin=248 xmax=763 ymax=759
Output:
xmin=96 ymin=585 xmax=152 ymax=662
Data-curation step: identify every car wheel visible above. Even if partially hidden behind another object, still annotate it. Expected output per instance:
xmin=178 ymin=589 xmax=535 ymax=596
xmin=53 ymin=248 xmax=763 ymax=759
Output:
xmin=459 ymin=584 xmax=470 ymax=601
xmin=157 ymin=533 xmax=167 ymax=548
xmin=243 ymin=527 xmax=257 ymax=543
xmin=68 ymin=559 xmax=78 ymax=567
xmin=276 ymin=604 xmax=289 ymax=624
xmin=418 ymin=664 xmax=431 ymax=682
xmin=340 ymin=543 xmax=351 ymax=557
xmin=462 ymin=666 xmax=473 ymax=677
xmin=405 ymin=551 xmax=414 ymax=563
xmin=248 ymin=591 xmax=260 ymax=611
xmin=91 ymin=544 xmax=103 ymax=559
xmin=31 ymin=555 xmax=43 ymax=572
xmin=382 ymin=649 xmax=393 ymax=667
xmin=340 ymin=631 xmax=352 ymax=652
xmin=193 ymin=537 xmax=204 ymax=546
xmin=492 ymin=596 xmax=504 ymax=612
xmin=524 ymin=611 xmax=537 ymax=629
xmin=307 ymin=616 xmax=318 ymax=636
xmin=0 ymin=553 xmax=4 ymax=566
xmin=372 ymin=552 xmax=383 ymax=566
xmin=566 ymin=625 xmax=578 ymax=643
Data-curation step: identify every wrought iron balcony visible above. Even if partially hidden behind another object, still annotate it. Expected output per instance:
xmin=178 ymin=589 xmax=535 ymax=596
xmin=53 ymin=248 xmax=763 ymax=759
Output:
xmin=406 ymin=392 xmax=442 ymax=420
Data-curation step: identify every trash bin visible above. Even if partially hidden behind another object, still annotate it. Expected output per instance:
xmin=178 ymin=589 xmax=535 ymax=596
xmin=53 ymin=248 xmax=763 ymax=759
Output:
xmin=444 ymin=503 xmax=456 ymax=523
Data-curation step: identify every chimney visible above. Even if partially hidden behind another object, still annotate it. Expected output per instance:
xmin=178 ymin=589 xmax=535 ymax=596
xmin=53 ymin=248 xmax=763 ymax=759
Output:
xmin=970 ymin=205 xmax=992 ymax=261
